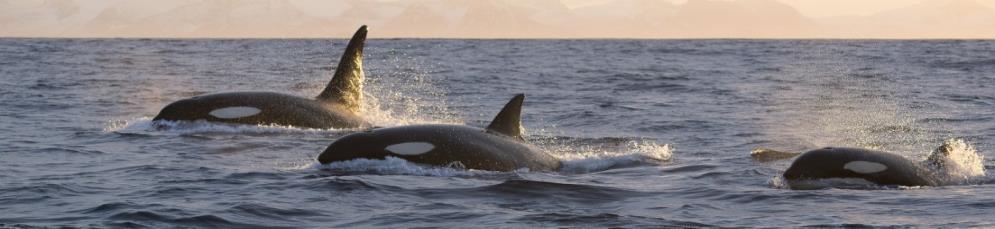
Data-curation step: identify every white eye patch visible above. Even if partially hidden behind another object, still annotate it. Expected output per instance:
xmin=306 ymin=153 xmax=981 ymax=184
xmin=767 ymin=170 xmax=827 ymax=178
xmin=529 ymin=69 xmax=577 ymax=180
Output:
xmin=844 ymin=161 xmax=888 ymax=174
xmin=385 ymin=142 xmax=435 ymax=156
xmin=209 ymin=106 xmax=261 ymax=119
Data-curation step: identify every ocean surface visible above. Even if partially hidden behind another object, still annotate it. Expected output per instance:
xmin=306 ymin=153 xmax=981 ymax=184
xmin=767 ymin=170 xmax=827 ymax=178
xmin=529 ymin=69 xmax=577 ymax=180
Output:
xmin=1 ymin=38 xmax=993 ymax=228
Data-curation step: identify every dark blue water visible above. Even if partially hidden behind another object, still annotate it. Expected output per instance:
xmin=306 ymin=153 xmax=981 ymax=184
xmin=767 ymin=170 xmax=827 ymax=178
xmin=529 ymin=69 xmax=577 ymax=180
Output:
xmin=1 ymin=38 xmax=993 ymax=227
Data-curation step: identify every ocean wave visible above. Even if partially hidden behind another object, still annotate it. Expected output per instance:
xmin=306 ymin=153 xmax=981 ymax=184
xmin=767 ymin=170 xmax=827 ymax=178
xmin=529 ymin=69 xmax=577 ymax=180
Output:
xmin=457 ymin=179 xmax=641 ymax=202
xmin=106 ymin=211 xmax=288 ymax=228
xmin=516 ymin=212 xmax=712 ymax=228
xmin=226 ymin=203 xmax=326 ymax=221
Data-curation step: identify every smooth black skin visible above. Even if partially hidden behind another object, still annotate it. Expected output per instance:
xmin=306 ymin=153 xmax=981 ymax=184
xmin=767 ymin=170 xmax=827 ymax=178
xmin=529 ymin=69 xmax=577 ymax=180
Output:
xmin=784 ymin=147 xmax=940 ymax=186
xmin=153 ymin=25 xmax=369 ymax=129
xmin=317 ymin=124 xmax=561 ymax=171
xmin=318 ymin=94 xmax=561 ymax=172
xmin=153 ymin=92 xmax=364 ymax=128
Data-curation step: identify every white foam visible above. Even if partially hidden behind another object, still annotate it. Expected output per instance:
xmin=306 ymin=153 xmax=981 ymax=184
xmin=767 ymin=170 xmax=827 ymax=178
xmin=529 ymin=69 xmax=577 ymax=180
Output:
xmin=556 ymin=140 xmax=673 ymax=173
xmin=209 ymin=106 xmax=261 ymax=119
xmin=768 ymin=175 xmax=787 ymax=189
xmin=844 ymin=161 xmax=888 ymax=174
xmin=928 ymin=138 xmax=986 ymax=185
xmin=385 ymin=142 xmax=435 ymax=156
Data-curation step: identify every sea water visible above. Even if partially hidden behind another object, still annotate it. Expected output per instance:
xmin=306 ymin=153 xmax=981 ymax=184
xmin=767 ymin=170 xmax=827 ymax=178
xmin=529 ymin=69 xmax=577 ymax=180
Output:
xmin=1 ymin=39 xmax=992 ymax=227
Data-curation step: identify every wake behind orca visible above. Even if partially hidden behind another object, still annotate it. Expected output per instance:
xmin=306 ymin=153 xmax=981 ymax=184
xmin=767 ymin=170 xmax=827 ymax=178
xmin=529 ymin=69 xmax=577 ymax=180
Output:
xmin=153 ymin=26 xmax=370 ymax=129
xmin=317 ymin=94 xmax=562 ymax=172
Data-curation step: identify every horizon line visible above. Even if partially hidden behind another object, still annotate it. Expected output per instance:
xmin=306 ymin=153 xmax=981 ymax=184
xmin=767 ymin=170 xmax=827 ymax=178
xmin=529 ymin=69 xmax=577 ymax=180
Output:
xmin=5 ymin=35 xmax=995 ymax=41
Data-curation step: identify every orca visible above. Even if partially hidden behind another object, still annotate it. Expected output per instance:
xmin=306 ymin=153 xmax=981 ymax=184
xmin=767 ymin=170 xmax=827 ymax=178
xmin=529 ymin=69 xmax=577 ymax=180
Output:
xmin=776 ymin=145 xmax=959 ymax=187
xmin=153 ymin=26 xmax=370 ymax=129
xmin=317 ymin=94 xmax=562 ymax=172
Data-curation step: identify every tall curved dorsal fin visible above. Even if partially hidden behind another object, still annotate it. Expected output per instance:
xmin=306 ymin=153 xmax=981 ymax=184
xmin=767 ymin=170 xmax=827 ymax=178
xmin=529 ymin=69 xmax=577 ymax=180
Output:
xmin=317 ymin=25 xmax=367 ymax=113
xmin=486 ymin=94 xmax=525 ymax=141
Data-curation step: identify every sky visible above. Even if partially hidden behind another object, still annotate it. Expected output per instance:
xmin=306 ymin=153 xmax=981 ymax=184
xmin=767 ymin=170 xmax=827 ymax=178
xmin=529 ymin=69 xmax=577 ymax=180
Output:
xmin=2 ymin=0 xmax=995 ymax=39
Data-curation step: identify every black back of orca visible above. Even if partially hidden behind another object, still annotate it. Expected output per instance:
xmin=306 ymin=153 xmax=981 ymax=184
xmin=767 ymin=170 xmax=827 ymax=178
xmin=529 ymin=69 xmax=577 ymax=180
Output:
xmin=153 ymin=26 xmax=370 ymax=129
xmin=317 ymin=94 xmax=562 ymax=172
xmin=153 ymin=92 xmax=364 ymax=128
xmin=783 ymin=147 xmax=938 ymax=186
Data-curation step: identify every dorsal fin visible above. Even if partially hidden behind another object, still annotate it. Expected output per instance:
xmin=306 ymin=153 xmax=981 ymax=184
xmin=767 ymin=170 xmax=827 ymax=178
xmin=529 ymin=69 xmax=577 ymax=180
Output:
xmin=316 ymin=25 xmax=367 ymax=113
xmin=750 ymin=147 xmax=801 ymax=162
xmin=486 ymin=94 xmax=525 ymax=140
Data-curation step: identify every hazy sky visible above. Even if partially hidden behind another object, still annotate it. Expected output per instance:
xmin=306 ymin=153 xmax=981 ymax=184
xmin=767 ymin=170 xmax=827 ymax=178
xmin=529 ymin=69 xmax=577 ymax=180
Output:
xmin=2 ymin=0 xmax=995 ymax=38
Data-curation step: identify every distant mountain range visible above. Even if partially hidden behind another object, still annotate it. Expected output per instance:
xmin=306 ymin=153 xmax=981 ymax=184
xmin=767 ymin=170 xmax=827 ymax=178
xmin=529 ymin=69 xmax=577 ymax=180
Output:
xmin=2 ymin=0 xmax=994 ymax=38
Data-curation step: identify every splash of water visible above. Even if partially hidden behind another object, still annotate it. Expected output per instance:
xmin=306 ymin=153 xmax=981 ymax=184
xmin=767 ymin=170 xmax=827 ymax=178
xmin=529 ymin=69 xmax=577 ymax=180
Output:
xmin=763 ymin=60 xmax=946 ymax=154
xmin=926 ymin=138 xmax=986 ymax=185
xmin=767 ymin=175 xmax=787 ymax=189
xmin=356 ymin=55 xmax=460 ymax=127
xmin=555 ymin=140 xmax=673 ymax=173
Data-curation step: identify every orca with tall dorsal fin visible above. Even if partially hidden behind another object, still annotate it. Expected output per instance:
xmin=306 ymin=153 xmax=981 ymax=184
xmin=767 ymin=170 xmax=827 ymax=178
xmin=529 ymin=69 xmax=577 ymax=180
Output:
xmin=153 ymin=25 xmax=370 ymax=129
xmin=317 ymin=94 xmax=562 ymax=172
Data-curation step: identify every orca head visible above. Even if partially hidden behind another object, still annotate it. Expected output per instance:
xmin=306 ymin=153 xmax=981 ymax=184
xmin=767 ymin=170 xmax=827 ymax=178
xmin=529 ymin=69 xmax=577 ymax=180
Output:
xmin=152 ymin=100 xmax=186 ymax=121
xmin=153 ymin=97 xmax=212 ymax=121
xmin=317 ymin=131 xmax=440 ymax=164
xmin=318 ymin=132 xmax=386 ymax=164
xmin=153 ymin=95 xmax=265 ymax=123
xmin=783 ymin=148 xmax=844 ymax=180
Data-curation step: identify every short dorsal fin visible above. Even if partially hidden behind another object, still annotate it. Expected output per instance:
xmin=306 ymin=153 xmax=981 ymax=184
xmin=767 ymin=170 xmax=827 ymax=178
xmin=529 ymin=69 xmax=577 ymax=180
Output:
xmin=750 ymin=147 xmax=801 ymax=162
xmin=486 ymin=94 xmax=525 ymax=140
xmin=317 ymin=25 xmax=367 ymax=113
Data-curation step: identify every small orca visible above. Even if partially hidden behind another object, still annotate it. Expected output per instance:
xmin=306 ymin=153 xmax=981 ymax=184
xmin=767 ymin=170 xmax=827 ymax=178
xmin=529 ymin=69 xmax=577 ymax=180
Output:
xmin=317 ymin=94 xmax=562 ymax=172
xmin=768 ymin=143 xmax=962 ymax=187
xmin=153 ymin=26 xmax=370 ymax=129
